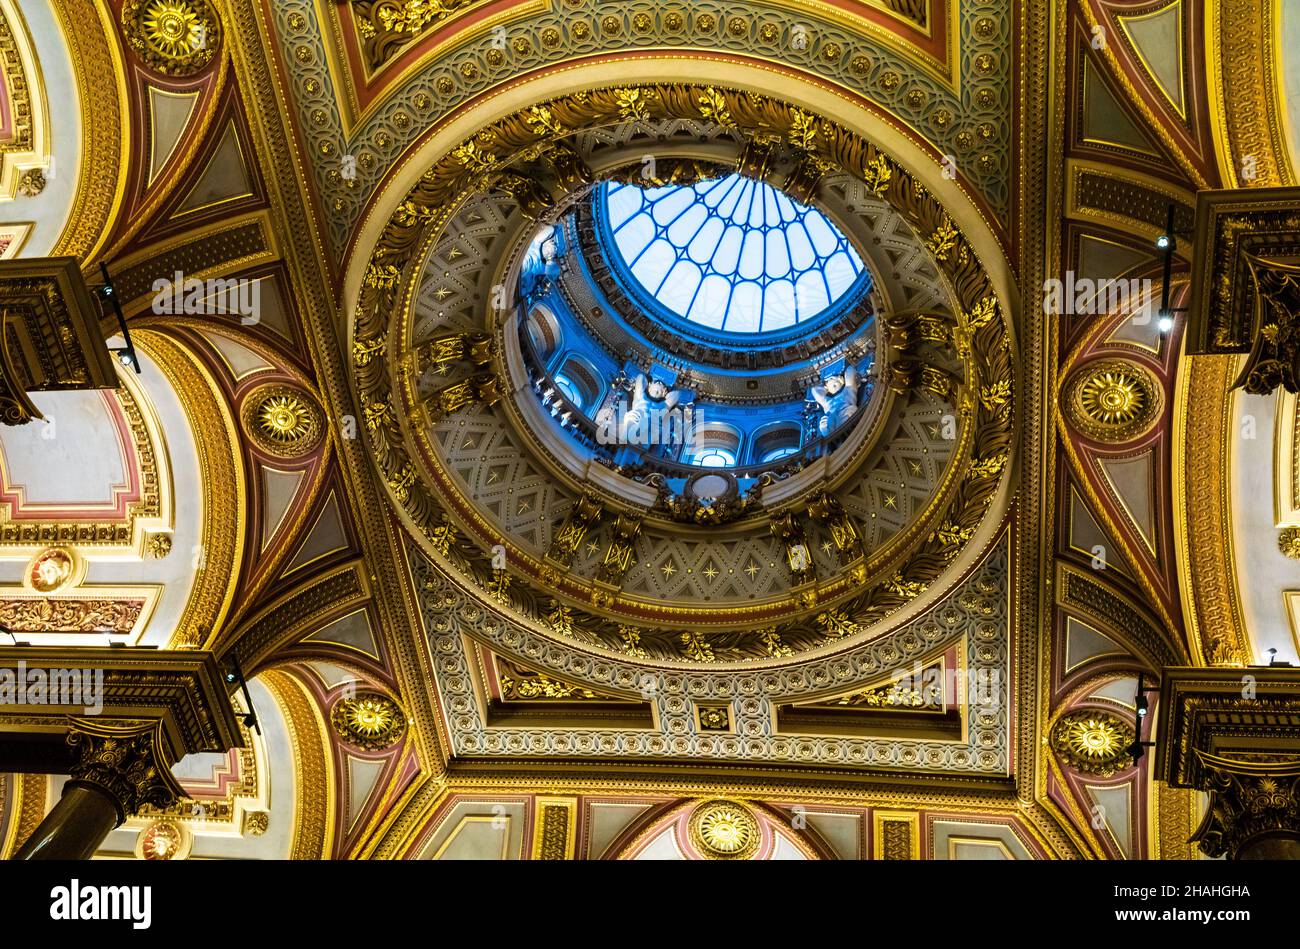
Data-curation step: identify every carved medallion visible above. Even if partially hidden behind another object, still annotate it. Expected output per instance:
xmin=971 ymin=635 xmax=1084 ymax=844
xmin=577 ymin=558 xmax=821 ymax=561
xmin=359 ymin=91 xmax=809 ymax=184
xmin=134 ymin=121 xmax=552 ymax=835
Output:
xmin=687 ymin=799 xmax=760 ymax=859
xmin=1050 ymin=710 xmax=1134 ymax=776
xmin=26 ymin=547 xmax=79 ymax=594
xmin=138 ymin=820 xmax=189 ymax=860
xmin=241 ymin=384 xmax=324 ymax=458
xmin=330 ymin=693 xmax=407 ymax=751
xmin=1064 ymin=360 xmax=1161 ymax=442
xmin=122 ymin=0 xmax=220 ymax=76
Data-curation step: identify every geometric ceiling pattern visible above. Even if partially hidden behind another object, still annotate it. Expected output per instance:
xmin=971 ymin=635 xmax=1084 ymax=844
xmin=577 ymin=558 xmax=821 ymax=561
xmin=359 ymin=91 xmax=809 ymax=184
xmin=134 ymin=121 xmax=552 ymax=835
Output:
xmin=1 ymin=0 xmax=1297 ymax=864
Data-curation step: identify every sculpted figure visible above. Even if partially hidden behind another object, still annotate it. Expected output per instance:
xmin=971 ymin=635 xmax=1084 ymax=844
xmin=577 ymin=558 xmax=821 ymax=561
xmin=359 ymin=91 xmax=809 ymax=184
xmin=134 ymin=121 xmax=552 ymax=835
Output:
xmin=620 ymin=374 xmax=687 ymax=445
xmin=811 ymin=365 xmax=860 ymax=436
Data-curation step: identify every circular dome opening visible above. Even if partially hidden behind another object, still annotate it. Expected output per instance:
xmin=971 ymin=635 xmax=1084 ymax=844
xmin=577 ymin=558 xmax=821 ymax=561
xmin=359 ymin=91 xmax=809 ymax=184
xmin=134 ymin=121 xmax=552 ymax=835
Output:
xmin=599 ymin=173 xmax=869 ymax=341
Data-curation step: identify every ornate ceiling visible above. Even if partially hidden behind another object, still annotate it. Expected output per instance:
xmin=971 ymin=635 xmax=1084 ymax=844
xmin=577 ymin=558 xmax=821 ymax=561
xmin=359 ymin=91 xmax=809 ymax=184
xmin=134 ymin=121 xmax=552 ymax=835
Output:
xmin=0 ymin=0 xmax=1296 ymax=862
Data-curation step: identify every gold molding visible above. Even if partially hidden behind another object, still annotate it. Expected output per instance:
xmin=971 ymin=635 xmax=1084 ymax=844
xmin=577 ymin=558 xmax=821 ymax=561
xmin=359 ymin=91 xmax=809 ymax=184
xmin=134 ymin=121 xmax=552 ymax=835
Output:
xmin=1172 ymin=351 xmax=1251 ymax=666
xmin=0 ymin=0 xmax=49 ymax=201
xmin=47 ymin=0 xmax=129 ymax=263
xmin=529 ymin=795 xmax=577 ymax=859
xmin=872 ymin=808 xmax=920 ymax=859
xmin=1205 ymin=0 xmax=1295 ymax=188
xmin=1114 ymin=0 xmax=1188 ymax=121
xmin=136 ymin=331 xmax=244 ymax=649
xmin=1274 ymin=390 xmax=1300 ymax=527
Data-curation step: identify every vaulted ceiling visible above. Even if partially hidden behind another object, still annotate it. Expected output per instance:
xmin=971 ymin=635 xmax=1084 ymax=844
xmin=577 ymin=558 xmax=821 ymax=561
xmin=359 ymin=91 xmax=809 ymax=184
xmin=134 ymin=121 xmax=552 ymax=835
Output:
xmin=0 ymin=0 xmax=1296 ymax=860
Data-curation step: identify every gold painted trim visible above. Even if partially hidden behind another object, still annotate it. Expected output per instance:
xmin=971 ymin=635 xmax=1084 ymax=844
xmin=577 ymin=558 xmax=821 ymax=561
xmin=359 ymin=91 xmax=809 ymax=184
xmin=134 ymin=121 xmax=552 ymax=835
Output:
xmin=1079 ymin=58 xmax=1158 ymax=157
xmin=1114 ymin=0 xmax=1187 ymax=121
xmin=871 ymin=808 xmax=920 ymax=859
xmin=1204 ymin=0 xmax=1294 ymax=188
xmin=278 ymin=491 xmax=348 ymax=579
xmin=1094 ymin=450 xmax=1158 ymax=556
xmin=1172 ymin=351 xmax=1250 ymax=666
xmin=945 ymin=833 xmax=1014 ymax=859
xmin=529 ymin=795 xmax=577 ymax=859
xmin=1274 ymin=390 xmax=1300 ymax=527
xmin=145 ymin=86 xmax=202 ymax=188
xmin=431 ymin=814 xmax=512 ymax=859
xmin=170 ymin=120 xmax=257 ymax=219
xmin=1083 ymin=779 xmax=1134 ymax=858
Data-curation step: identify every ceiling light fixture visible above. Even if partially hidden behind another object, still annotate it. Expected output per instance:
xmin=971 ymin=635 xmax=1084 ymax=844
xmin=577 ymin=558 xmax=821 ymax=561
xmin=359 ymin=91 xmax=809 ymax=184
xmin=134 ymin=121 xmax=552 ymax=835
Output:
xmin=96 ymin=262 xmax=142 ymax=374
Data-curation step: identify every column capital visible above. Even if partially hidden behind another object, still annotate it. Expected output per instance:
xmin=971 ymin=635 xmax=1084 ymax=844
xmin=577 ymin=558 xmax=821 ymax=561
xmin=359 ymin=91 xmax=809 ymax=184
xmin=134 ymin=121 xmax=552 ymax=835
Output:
xmin=65 ymin=720 xmax=186 ymax=824
xmin=1191 ymin=752 xmax=1300 ymax=859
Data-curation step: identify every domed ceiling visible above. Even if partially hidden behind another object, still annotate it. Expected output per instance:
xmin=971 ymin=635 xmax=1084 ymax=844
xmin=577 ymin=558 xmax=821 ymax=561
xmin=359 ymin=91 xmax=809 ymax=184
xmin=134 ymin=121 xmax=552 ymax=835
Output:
xmin=12 ymin=0 xmax=1289 ymax=863
xmin=344 ymin=80 xmax=1018 ymax=787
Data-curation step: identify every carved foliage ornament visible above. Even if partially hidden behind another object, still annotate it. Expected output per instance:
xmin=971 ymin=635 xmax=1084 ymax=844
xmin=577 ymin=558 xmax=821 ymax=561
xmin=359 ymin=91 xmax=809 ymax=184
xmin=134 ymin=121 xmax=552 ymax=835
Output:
xmin=67 ymin=724 xmax=183 ymax=821
xmin=1063 ymin=359 xmax=1161 ymax=443
xmin=1191 ymin=753 xmax=1300 ymax=859
xmin=1049 ymin=710 xmax=1134 ymax=777
xmin=687 ymin=799 xmax=760 ymax=859
xmin=353 ymin=84 xmax=1013 ymax=663
xmin=121 ymin=0 xmax=220 ymax=76
xmin=1235 ymin=256 xmax=1300 ymax=395
xmin=331 ymin=692 xmax=407 ymax=750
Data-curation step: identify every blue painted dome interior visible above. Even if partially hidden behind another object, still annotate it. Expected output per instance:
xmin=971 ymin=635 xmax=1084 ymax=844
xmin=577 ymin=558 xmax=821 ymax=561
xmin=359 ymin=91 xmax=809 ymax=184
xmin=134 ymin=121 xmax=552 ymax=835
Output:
xmin=602 ymin=174 xmax=865 ymax=335
xmin=515 ymin=176 xmax=876 ymax=480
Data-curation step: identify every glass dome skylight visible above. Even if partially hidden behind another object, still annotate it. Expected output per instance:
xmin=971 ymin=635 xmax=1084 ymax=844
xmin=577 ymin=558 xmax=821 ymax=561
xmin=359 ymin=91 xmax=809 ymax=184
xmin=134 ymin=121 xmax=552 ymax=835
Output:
xmin=601 ymin=174 xmax=866 ymax=335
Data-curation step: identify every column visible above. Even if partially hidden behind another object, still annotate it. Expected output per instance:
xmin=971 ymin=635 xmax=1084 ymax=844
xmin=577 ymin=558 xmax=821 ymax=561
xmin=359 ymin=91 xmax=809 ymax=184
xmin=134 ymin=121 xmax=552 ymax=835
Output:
xmin=14 ymin=722 xmax=182 ymax=860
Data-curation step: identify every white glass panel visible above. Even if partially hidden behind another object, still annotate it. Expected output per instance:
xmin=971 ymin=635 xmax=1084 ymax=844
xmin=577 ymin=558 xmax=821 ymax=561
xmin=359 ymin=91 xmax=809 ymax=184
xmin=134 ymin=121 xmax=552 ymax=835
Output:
xmin=737 ymin=229 xmax=766 ymax=280
xmin=614 ymin=212 xmax=656 ymax=262
xmin=726 ymin=281 xmax=763 ymax=332
xmin=690 ymin=275 xmax=732 ymax=328
xmin=602 ymin=174 xmax=865 ymax=335
xmin=686 ymin=215 xmax=726 ymax=264
xmin=803 ymin=211 xmax=840 ymax=256
xmin=765 ymin=229 xmax=791 ymax=278
xmin=794 ymin=269 xmax=830 ymax=314
xmin=666 ymin=202 xmax=709 ymax=247
xmin=630 ymin=239 xmax=676 ymax=290
xmin=650 ymin=186 xmax=695 ymax=226
xmin=606 ymin=184 xmax=644 ymax=229
xmin=711 ymin=225 xmax=743 ymax=274
xmin=656 ymin=260 xmax=703 ymax=314
xmin=764 ymin=280 xmax=797 ymax=329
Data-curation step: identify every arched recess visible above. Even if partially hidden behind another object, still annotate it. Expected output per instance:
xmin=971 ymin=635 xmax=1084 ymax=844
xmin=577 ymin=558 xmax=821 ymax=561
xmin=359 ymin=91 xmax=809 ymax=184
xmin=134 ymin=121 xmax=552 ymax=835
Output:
xmin=609 ymin=798 xmax=827 ymax=860
xmin=8 ymin=0 xmax=128 ymax=260
xmin=0 ymin=329 xmax=241 ymax=649
xmin=525 ymin=302 xmax=563 ymax=362
xmin=257 ymin=666 xmax=335 ymax=860
xmin=117 ymin=329 xmax=245 ymax=649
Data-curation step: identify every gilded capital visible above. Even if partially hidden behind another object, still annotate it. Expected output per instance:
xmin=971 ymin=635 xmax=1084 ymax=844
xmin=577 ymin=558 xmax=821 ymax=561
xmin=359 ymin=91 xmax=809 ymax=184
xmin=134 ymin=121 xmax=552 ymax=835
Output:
xmin=1191 ymin=753 xmax=1300 ymax=859
xmin=65 ymin=721 xmax=185 ymax=823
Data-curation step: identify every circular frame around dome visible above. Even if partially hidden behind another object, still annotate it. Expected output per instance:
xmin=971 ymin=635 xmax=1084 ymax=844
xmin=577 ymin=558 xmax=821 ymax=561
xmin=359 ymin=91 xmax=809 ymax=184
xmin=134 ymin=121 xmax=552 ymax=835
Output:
xmin=348 ymin=71 xmax=1016 ymax=669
